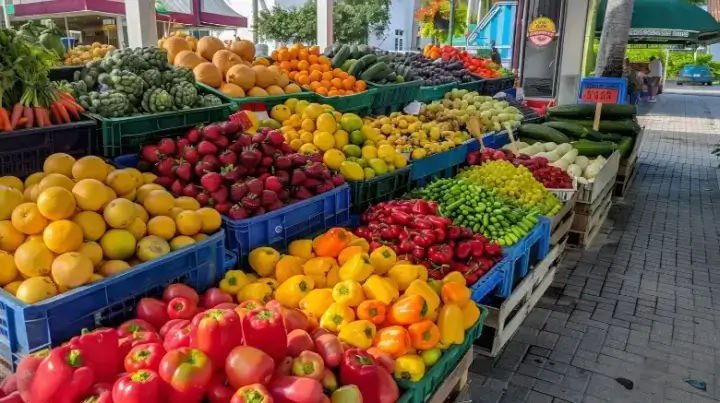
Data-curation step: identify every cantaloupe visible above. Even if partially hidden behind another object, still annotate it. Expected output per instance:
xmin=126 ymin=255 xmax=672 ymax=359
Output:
xmin=284 ymin=83 xmax=301 ymax=93
xmin=163 ymin=36 xmax=189 ymax=64
xmin=174 ymin=50 xmax=204 ymax=70
xmin=196 ymin=36 xmax=225 ymax=61
xmin=230 ymin=39 xmax=255 ymax=61
xmin=266 ymin=85 xmax=285 ymax=95
xmin=212 ymin=49 xmax=243 ymax=76
xmin=194 ymin=62 xmax=223 ymax=88
xmin=220 ymin=83 xmax=246 ymax=98
xmin=252 ymin=65 xmax=275 ymax=88
xmin=226 ymin=64 xmax=255 ymax=91
xmin=247 ymin=87 xmax=269 ymax=97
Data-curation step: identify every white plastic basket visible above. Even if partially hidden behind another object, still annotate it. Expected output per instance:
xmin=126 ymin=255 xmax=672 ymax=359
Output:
xmin=547 ymin=176 xmax=577 ymax=202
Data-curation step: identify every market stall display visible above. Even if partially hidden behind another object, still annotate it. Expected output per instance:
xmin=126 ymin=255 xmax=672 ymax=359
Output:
xmin=421 ymin=90 xmax=523 ymax=133
xmin=422 ymin=45 xmax=512 ymax=80
xmin=64 ymin=43 xmax=116 ymax=66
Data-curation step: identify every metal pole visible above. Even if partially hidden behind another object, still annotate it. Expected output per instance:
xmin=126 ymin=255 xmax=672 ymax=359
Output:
xmin=252 ymin=0 xmax=258 ymax=43
xmin=64 ymin=16 xmax=69 ymax=36
xmin=448 ymin=0 xmax=456 ymax=45
xmin=1 ymin=0 xmax=9 ymax=29
xmin=663 ymin=48 xmax=669 ymax=87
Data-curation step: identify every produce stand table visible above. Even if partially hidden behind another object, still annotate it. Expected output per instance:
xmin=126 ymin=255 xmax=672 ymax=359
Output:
xmin=368 ymin=80 xmax=422 ymax=116
xmin=196 ymin=83 xmax=316 ymax=108
xmin=614 ymin=127 xmax=645 ymax=198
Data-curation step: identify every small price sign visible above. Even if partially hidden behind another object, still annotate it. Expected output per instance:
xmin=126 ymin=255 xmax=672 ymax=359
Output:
xmin=580 ymin=88 xmax=619 ymax=104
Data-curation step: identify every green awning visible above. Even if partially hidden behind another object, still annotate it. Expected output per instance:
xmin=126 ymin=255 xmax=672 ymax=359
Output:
xmin=595 ymin=0 xmax=720 ymax=44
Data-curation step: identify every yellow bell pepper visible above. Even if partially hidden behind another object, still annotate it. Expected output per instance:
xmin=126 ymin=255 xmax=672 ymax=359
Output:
xmin=462 ymin=303 xmax=481 ymax=330
xmin=308 ymin=274 xmax=327 ymax=289
xmin=338 ymin=253 xmax=373 ymax=283
xmin=442 ymin=271 xmax=466 ymax=286
xmin=347 ymin=237 xmax=370 ymax=252
xmin=387 ymin=264 xmax=424 ymax=291
xmin=274 ymin=275 xmax=315 ymax=308
xmin=275 ymin=255 xmax=305 ymax=283
xmin=248 ymin=247 xmax=280 ymax=277
xmin=245 ymin=273 xmax=259 ymax=282
xmin=438 ymin=304 xmax=464 ymax=348
xmin=417 ymin=264 xmax=428 ymax=282
xmin=257 ymin=277 xmax=279 ymax=290
xmin=237 ymin=282 xmax=273 ymax=303
xmin=427 ymin=279 xmax=442 ymax=295
xmin=405 ymin=280 xmax=440 ymax=315
xmin=441 ymin=282 xmax=470 ymax=308
xmin=303 ymin=257 xmax=338 ymax=276
xmin=362 ymin=275 xmax=399 ymax=305
xmin=338 ymin=320 xmax=377 ymax=349
xmin=288 ymin=239 xmax=314 ymax=260
xmin=326 ymin=266 xmax=340 ymax=288
xmin=320 ymin=302 xmax=355 ymax=332
xmin=369 ymin=246 xmax=396 ymax=275
xmin=394 ymin=354 xmax=426 ymax=382
xmin=299 ymin=289 xmax=334 ymax=318
xmin=332 ymin=280 xmax=365 ymax=307
xmin=219 ymin=270 xmax=251 ymax=295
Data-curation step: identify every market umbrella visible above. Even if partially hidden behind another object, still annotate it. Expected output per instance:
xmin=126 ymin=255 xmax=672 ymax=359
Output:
xmin=595 ymin=0 xmax=720 ymax=45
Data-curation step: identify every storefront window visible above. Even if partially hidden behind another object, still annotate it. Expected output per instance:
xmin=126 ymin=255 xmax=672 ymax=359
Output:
xmin=521 ymin=0 xmax=565 ymax=98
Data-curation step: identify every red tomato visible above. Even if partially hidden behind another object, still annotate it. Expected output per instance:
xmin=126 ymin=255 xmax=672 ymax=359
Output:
xmin=268 ymin=376 xmax=323 ymax=403
xmin=314 ymin=334 xmax=343 ymax=369
xmin=124 ymin=343 xmax=165 ymax=373
xmin=225 ymin=346 xmax=275 ymax=389
xmin=136 ymin=298 xmax=170 ymax=330
xmin=206 ymin=373 xmax=234 ymax=403
xmin=201 ymin=288 xmax=233 ymax=308
xmin=118 ymin=319 xmax=156 ymax=338
xmin=163 ymin=283 xmax=200 ymax=306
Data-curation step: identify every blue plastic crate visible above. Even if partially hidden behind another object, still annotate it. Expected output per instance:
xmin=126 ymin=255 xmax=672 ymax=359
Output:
xmin=0 ymin=230 xmax=227 ymax=369
xmin=114 ymin=153 xmax=139 ymax=168
xmin=409 ymin=142 xmax=470 ymax=187
xmin=470 ymin=259 xmax=507 ymax=303
xmin=500 ymin=216 xmax=551 ymax=296
xmin=223 ymin=184 xmax=351 ymax=266
xmin=224 ymin=250 xmax=238 ymax=270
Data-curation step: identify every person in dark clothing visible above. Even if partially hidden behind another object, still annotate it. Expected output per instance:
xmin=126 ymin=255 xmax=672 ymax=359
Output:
xmin=490 ymin=40 xmax=502 ymax=66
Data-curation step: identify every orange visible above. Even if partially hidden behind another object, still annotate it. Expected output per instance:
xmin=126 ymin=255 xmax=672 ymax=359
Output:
xmin=73 ymin=211 xmax=106 ymax=241
xmin=320 ymin=64 xmax=330 ymax=72
xmin=298 ymin=49 xmax=309 ymax=60
xmin=23 ymin=185 xmax=36 ymax=202
xmin=0 ymin=220 xmax=24 ymax=252
xmin=128 ymin=218 xmax=147 ymax=241
xmin=309 ymin=81 xmax=322 ymax=91
xmin=0 ymin=251 xmax=18 ymax=286
xmin=316 ymin=87 xmax=328 ymax=96
xmin=170 ymin=235 xmax=195 ymax=251
xmin=338 ymin=71 xmax=349 ymax=80
xmin=136 ymin=235 xmax=171 ymax=262
xmin=51 ymin=252 xmax=93 ymax=289
xmin=318 ymin=56 xmax=331 ymax=65
xmin=24 ymin=172 xmax=46 ymax=189
xmin=38 ymin=173 xmax=75 ymax=192
xmin=327 ymin=89 xmax=339 ymax=97
xmin=193 ymin=233 xmax=209 ymax=242
xmin=330 ymin=78 xmax=343 ymax=88
xmin=175 ymin=210 xmax=202 ymax=236
xmin=37 ymin=187 xmax=76 ymax=221
xmin=297 ymin=60 xmax=309 ymax=71
xmin=288 ymin=48 xmax=298 ymax=60
xmin=103 ymin=198 xmax=137 ymax=229
xmin=25 ymin=235 xmax=43 ymax=244
xmin=288 ymin=71 xmax=298 ymax=81
xmin=322 ymin=72 xmax=333 ymax=81
xmin=320 ymin=80 xmax=332 ymax=89
xmin=11 ymin=203 xmax=48 ymax=235
xmin=270 ymin=50 xmax=279 ymax=61
xmin=309 ymin=64 xmax=321 ymax=72
xmin=169 ymin=207 xmax=185 ymax=220
xmin=147 ymin=216 xmax=176 ymax=240
xmin=309 ymin=45 xmax=320 ymax=55
xmin=72 ymin=156 xmax=108 ymax=181
xmin=98 ymin=260 xmax=131 ymax=277
xmin=308 ymin=54 xmax=318 ymax=64
xmin=355 ymin=80 xmax=367 ymax=91
xmin=136 ymin=184 xmax=164 ymax=204
xmin=332 ymin=68 xmax=343 ymax=78
xmin=105 ymin=169 xmax=136 ymax=195
xmin=15 ymin=276 xmax=57 ymax=303
xmin=143 ymin=190 xmax=175 ymax=217
xmin=14 ymin=241 xmax=54 ymax=278
xmin=309 ymin=71 xmax=322 ymax=82
xmin=279 ymin=61 xmax=291 ymax=71
xmin=196 ymin=207 xmax=221 ymax=233
xmin=175 ymin=196 xmax=200 ymax=210
xmin=0 ymin=185 xmax=24 ymax=220
xmin=43 ymin=220 xmax=83 ymax=254
xmin=297 ymin=75 xmax=310 ymax=86
xmin=342 ymin=78 xmax=355 ymax=90
xmin=278 ymin=49 xmax=289 ymax=62
xmin=0 ymin=176 xmax=23 ymax=192
xmin=72 ymin=179 xmax=108 ymax=211
xmin=77 ymin=241 xmax=103 ymax=267
xmin=43 ymin=153 xmax=76 ymax=177
xmin=100 ymin=229 xmax=136 ymax=260
xmin=290 ymin=60 xmax=299 ymax=70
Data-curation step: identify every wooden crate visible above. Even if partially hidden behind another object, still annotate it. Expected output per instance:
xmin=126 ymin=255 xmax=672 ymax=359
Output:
xmin=428 ymin=347 xmax=473 ymax=403
xmin=572 ymin=180 xmax=613 ymax=230
xmin=613 ymin=162 xmax=637 ymax=198
xmin=613 ymin=128 xmax=643 ymax=198
xmin=474 ymin=243 xmax=564 ymax=357
xmin=575 ymin=151 xmax=620 ymax=205
xmin=567 ymin=188 xmax=612 ymax=249
xmin=549 ymin=192 xmax=576 ymax=245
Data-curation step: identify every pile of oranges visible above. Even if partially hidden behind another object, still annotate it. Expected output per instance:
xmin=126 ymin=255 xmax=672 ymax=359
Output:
xmin=270 ymin=44 xmax=367 ymax=97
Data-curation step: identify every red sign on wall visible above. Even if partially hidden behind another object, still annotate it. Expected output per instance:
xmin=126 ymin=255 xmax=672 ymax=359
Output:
xmin=580 ymin=88 xmax=619 ymax=104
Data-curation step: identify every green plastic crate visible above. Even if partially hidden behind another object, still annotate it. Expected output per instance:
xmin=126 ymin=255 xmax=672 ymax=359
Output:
xmin=396 ymin=305 xmax=488 ymax=403
xmin=94 ymin=104 xmax=234 ymax=157
xmin=415 ymin=83 xmax=457 ymax=103
xmin=368 ymin=80 xmax=422 ymax=115
xmin=456 ymin=77 xmax=485 ymax=93
xmin=349 ymin=165 xmax=411 ymax=214
xmin=315 ymin=88 xmax=377 ymax=113
xmin=196 ymin=83 xmax=316 ymax=108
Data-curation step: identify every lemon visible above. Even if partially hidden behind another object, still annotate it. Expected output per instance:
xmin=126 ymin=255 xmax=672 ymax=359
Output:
xmin=289 ymin=139 xmax=304 ymax=151
xmin=394 ymin=154 xmax=408 ymax=168
xmin=363 ymin=168 xmax=376 ymax=180
xmin=299 ymin=131 xmax=314 ymax=144
xmin=322 ymin=150 xmax=346 ymax=170
xmin=284 ymin=98 xmax=299 ymax=112
xmin=334 ymin=130 xmax=349 ymax=149
xmin=302 ymin=103 xmax=325 ymax=120
xmin=361 ymin=145 xmax=378 ymax=160
xmin=312 ymin=131 xmax=335 ymax=152
xmin=377 ymin=144 xmax=396 ymax=164
xmin=298 ymin=144 xmax=320 ymax=155
xmin=316 ymin=113 xmax=337 ymax=133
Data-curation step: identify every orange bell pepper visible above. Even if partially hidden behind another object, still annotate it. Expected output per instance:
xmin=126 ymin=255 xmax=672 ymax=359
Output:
xmin=386 ymin=295 xmax=428 ymax=326
xmin=314 ymin=228 xmax=351 ymax=257
xmin=356 ymin=300 xmax=387 ymax=325
xmin=407 ymin=320 xmax=440 ymax=351
xmin=441 ymin=282 xmax=470 ymax=308
xmin=373 ymin=325 xmax=412 ymax=359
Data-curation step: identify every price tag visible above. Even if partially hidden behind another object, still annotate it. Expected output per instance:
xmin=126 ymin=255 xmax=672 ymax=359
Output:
xmin=580 ymin=88 xmax=619 ymax=104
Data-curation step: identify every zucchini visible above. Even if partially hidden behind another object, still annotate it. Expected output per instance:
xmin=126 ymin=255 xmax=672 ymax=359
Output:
xmin=350 ymin=44 xmax=360 ymax=59
xmin=340 ymin=59 xmax=356 ymax=72
xmin=547 ymin=103 xmax=636 ymax=120
xmin=361 ymin=62 xmax=388 ymax=82
xmin=571 ymin=139 xmax=618 ymax=157
xmin=358 ymin=44 xmax=371 ymax=56
xmin=618 ymin=136 xmax=634 ymax=158
xmin=331 ymin=45 xmax=351 ymax=68
xmin=517 ymin=123 xmax=570 ymax=144
xmin=356 ymin=54 xmax=377 ymax=67
xmin=542 ymin=121 xmax=589 ymax=139
xmin=376 ymin=55 xmax=392 ymax=64
xmin=347 ymin=59 xmax=365 ymax=77
xmin=600 ymin=132 xmax=623 ymax=142
xmin=546 ymin=117 xmax=641 ymax=136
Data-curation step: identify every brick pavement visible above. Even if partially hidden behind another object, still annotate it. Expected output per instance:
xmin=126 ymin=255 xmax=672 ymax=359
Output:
xmin=459 ymin=93 xmax=720 ymax=403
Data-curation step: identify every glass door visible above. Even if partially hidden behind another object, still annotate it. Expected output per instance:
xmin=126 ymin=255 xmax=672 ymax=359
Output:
xmin=520 ymin=0 xmax=566 ymax=98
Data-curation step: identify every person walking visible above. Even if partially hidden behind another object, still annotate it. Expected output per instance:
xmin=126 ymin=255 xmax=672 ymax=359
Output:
xmin=624 ymin=58 xmax=642 ymax=104
xmin=647 ymin=56 xmax=663 ymax=102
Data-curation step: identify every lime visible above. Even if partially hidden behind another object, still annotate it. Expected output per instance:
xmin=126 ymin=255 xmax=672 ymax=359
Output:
xmin=349 ymin=130 xmax=365 ymax=146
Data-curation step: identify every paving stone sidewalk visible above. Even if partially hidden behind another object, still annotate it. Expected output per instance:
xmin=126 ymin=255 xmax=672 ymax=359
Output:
xmin=459 ymin=93 xmax=720 ymax=403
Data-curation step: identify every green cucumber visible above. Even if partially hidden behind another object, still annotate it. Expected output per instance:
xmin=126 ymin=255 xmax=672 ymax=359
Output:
xmin=356 ymin=54 xmax=377 ymax=67
xmin=546 ymin=117 xmax=641 ymax=136
xmin=517 ymin=123 xmax=570 ymax=143
xmin=601 ymin=132 xmax=623 ymax=142
xmin=350 ymin=44 xmax=360 ymax=59
xmin=547 ymin=103 xmax=637 ymax=120
xmin=331 ymin=44 xmax=351 ymax=68
xmin=618 ymin=136 xmax=634 ymax=158
xmin=571 ymin=139 xmax=618 ymax=157
xmin=360 ymin=62 xmax=388 ymax=82
xmin=347 ymin=59 xmax=365 ymax=77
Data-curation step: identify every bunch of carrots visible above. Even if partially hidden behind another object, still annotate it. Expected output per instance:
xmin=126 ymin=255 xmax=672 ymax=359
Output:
xmin=1 ymin=90 xmax=85 ymax=131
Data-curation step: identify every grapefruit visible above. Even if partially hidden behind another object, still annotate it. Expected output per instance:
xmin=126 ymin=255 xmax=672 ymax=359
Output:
xmin=77 ymin=241 xmax=103 ymax=267
xmin=147 ymin=216 xmax=176 ymax=240
xmin=193 ymin=233 xmax=209 ymax=242
xmin=0 ymin=176 xmax=23 ymax=192
xmin=11 ymin=203 xmax=48 ymax=235
xmin=105 ymin=170 xmax=136 ymax=195
xmin=100 ymin=229 xmax=137 ymax=260
xmin=196 ymin=207 xmax=222 ymax=233
xmin=51 ymin=252 xmax=93 ymax=289
xmin=170 ymin=236 xmax=195 ymax=250
xmin=174 ymin=196 xmax=201 ymax=211
xmin=14 ymin=241 xmax=54 ymax=277
xmin=72 ymin=156 xmax=108 ymax=181
xmin=0 ymin=251 xmax=18 ymax=286
xmin=137 ymin=184 xmax=164 ymax=204
xmin=124 ymin=168 xmax=144 ymax=188
xmin=141 ymin=173 xmax=158 ymax=185
xmin=4 ymin=280 xmax=22 ymax=295
xmin=37 ymin=187 xmax=77 ymax=220
xmin=0 ymin=220 xmax=25 ymax=252
xmin=88 ymin=273 xmax=104 ymax=283
xmin=169 ymin=207 xmax=185 ymax=220
xmin=128 ymin=218 xmax=148 ymax=241
xmin=0 ymin=185 xmax=23 ymax=220
xmin=15 ymin=276 xmax=58 ymax=303
xmin=175 ymin=210 xmax=202 ymax=236
xmin=103 ymin=198 xmax=137 ymax=229
xmin=24 ymin=172 xmax=46 ymax=188
xmin=72 ymin=211 xmax=107 ymax=241
xmin=72 ymin=179 xmax=108 ymax=211
xmin=43 ymin=220 xmax=83 ymax=254
xmin=136 ymin=235 xmax=171 ymax=262
xmin=38 ymin=173 xmax=75 ymax=192
xmin=134 ymin=203 xmax=149 ymax=223
xmin=43 ymin=153 xmax=76 ymax=177
xmin=143 ymin=190 xmax=175 ymax=217
xmin=98 ymin=260 xmax=131 ymax=277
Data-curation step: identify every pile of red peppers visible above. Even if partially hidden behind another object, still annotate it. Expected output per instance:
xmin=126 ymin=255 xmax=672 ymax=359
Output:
xmin=4 ymin=283 xmax=399 ymax=403
xmin=356 ymin=199 xmax=503 ymax=285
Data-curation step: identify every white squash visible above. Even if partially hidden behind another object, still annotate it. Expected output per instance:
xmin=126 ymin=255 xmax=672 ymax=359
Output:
xmin=583 ymin=161 xmax=603 ymax=179
xmin=550 ymin=159 xmax=569 ymax=171
xmin=567 ymin=164 xmax=582 ymax=178
xmin=530 ymin=143 xmax=545 ymax=154
xmin=518 ymin=146 xmax=534 ymax=155
xmin=535 ymin=151 xmax=547 ymax=158
xmin=577 ymin=177 xmax=589 ymax=185
xmin=574 ymin=156 xmax=590 ymax=170
xmin=555 ymin=143 xmax=573 ymax=156
xmin=516 ymin=141 xmax=529 ymax=150
xmin=545 ymin=150 xmax=560 ymax=163
xmin=560 ymin=149 xmax=578 ymax=163
xmin=543 ymin=142 xmax=558 ymax=152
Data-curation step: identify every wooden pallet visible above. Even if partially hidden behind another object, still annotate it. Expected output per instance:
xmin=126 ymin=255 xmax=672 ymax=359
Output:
xmin=573 ymin=178 xmax=613 ymax=216
xmin=613 ymin=161 xmax=637 ymax=198
xmin=549 ymin=192 xmax=576 ymax=246
xmin=567 ymin=194 xmax=611 ymax=249
xmin=428 ymin=347 xmax=473 ymax=403
xmin=474 ymin=243 xmax=564 ymax=357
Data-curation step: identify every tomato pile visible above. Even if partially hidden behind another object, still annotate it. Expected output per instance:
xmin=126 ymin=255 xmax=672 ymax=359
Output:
xmin=422 ymin=45 xmax=507 ymax=79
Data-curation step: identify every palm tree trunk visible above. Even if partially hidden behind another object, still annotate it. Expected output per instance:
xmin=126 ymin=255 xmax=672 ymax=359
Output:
xmin=594 ymin=0 xmax=634 ymax=77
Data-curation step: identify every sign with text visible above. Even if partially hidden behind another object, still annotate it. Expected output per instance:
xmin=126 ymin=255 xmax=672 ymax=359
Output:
xmin=578 ymin=77 xmax=627 ymax=105
xmin=527 ymin=17 xmax=556 ymax=47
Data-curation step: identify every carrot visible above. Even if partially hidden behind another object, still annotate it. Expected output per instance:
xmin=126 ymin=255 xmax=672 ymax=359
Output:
xmin=42 ymin=108 xmax=53 ymax=126
xmin=17 ymin=117 xmax=28 ymax=126
xmin=10 ymin=103 xmax=23 ymax=129
xmin=0 ymin=108 xmax=12 ymax=131
xmin=23 ymin=107 xmax=34 ymax=128
xmin=58 ymin=92 xmax=75 ymax=102
xmin=34 ymin=107 xmax=47 ymax=127
xmin=72 ymin=101 xmax=85 ymax=113
xmin=54 ymin=102 xmax=71 ymax=124
xmin=60 ymin=99 xmax=80 ymax=121
xmin=49 ymin=103 xmax=61 ymax=125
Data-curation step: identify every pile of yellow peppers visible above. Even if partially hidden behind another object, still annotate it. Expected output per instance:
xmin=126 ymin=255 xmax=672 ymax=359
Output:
xmin=220 ymin=227 xmax=482 ymax=383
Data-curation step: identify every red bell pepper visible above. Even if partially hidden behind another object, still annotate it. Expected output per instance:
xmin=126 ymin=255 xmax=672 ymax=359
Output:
xmin=15 ymin=349 xmax=48 ymax=402
xmin=377 ymin=366 xmax=400 ymax=403
xmin=0 ymin=392 xmax=22 ymax=402
xmin=81 ymin=383 xmax=113 ymax=403
xmin=167 ymin=297 xmax=197 ymax=320
xmin=30 ymin=346 xmax=95 ymax=403
xmin=68 ymin=328 xmax=121 ymax=384
xmin=112 ymin=370 xmax=160 ymax=403
xmin=190 ymin=308 xmax=243 ymax=371
xmin=124 ymin=343 xmax=165 ymax=373
xmin=158 ymin=348 xmax=212 ymax=403
xmin=427 ymin=243 xmax=453 ymax=265
xmin=163 ymin=323 xmax=191 ymax=351
xmin=338 ymin=348 xmax=379 ymax=403
xmin=242 ymin=308 xmax=287 ymax=364
xmin=206 ymin=373 xmax=234 ymax=403
xmin=159 ymin=319 xmax=189 ymax=338
xmin=0 ymin=373 xmax=16 ymax=396
xmin=267 ymin=376 xmax=323 ymax=403
xmin=231 ymin=384 xmax=273 ymax=403
xmin=117 ymin=319 xmax=156 ymax=338
xmin=118 ymin=331 xmax=162 ymax=359
xmin=136 ymin=298 xmax=170 ymax=330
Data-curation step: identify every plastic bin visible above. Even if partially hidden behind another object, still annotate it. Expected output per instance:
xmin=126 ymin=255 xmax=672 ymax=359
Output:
xmin=0 ymin=120 xmax=97 ymax=179
xmin=415 ymin=82 xmax=456 ymax=103
xmin=396 ymin=305 xmax=488 ymax=403
xmin=481 ymin=76 xmax=515 ymax=96
xmin=368 ymin=80 xmax=422 ymax=116
xmin=49 ymin=65 xmax=84 ymax=82
xmin=409 ymin=141 xmax=470 ymax=187
xmin=470 ymin=260 xmax=508 ymax=302
xmin=456 ymin=77 xmax=485 ymax=93
xmin=315 ymin=89 xmax=377 ymax=113
xmin=224 ymin=250 xmax=238 ymax=270
xmin=114 ymin=153 xmax=139 ymax=169
xmin=223 ymin=184 xmax=351 ymax=266
xmin=196 ymin=83 xmax=315 ymax=108
xmin=0 ymin=230 xmax=227 ymax=369
xmin=93 ymin=103 xmax=234 ymax=157
xmin=501 ymin=216 xmax=551 ymax=296
xmin=349 ymin=166 xmax=411 ymax=214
